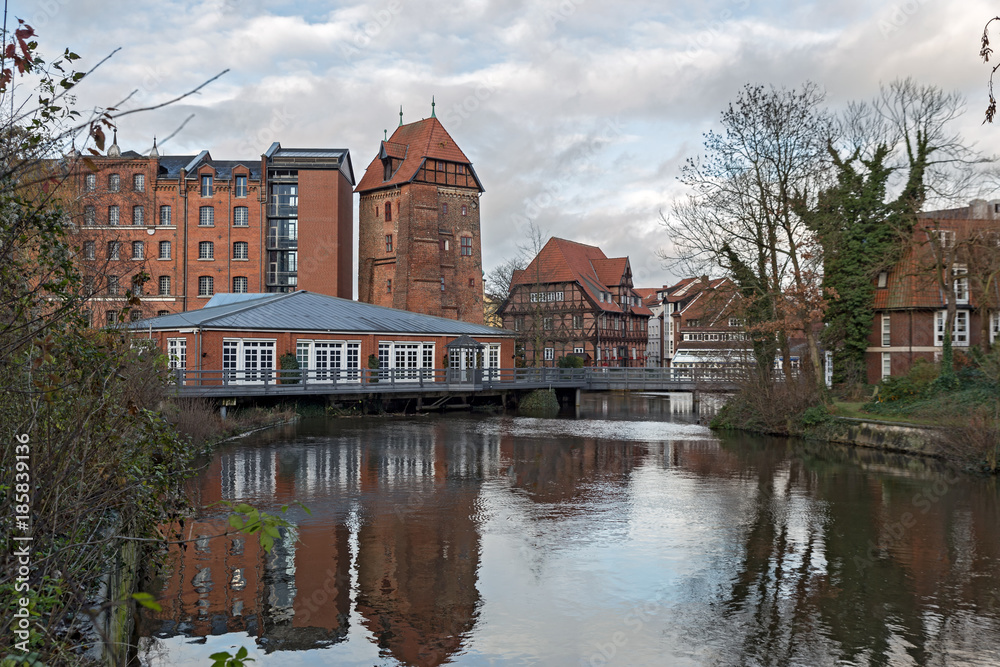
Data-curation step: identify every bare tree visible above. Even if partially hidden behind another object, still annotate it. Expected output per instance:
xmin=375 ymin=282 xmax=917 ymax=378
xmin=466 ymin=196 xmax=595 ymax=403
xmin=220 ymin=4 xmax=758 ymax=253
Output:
xmin=660 ymin=83 xmax=832 ymax=385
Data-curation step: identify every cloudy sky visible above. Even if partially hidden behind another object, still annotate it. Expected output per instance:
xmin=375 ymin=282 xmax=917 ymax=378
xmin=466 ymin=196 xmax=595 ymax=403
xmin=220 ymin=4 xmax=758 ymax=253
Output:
xmin=13 ymin=0 xmax=1000 ymax=292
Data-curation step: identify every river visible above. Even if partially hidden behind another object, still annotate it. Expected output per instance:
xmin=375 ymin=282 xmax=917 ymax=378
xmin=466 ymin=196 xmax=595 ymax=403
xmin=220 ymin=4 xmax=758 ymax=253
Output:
xmin=137 ymin=392 xmax=1000 ymax=666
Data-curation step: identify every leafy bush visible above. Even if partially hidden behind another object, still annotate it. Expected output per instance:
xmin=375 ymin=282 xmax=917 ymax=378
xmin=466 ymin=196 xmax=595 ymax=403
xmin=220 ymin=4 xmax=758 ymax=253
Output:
xmin=557 ymin=355 xmax=584 ymax=368
xmin=519 ymin=389 xmax=560 ymax=417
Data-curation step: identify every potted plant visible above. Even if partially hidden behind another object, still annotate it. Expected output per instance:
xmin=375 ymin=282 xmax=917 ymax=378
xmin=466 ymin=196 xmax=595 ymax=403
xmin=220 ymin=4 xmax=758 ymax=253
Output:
xmin=367 ymin=353 xmax=380 ymax=383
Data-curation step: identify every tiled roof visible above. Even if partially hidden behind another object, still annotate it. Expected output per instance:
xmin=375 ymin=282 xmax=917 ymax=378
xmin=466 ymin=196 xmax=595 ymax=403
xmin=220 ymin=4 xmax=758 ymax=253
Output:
xmin=356 ymin=117 xmax=482 ymax=193
xmin=592 ymin=258 xmax=629 ymax=286
xmin=875 ymin=219 xmax=1000 ymax=310
xmin=510 ymin=237 xmax=649 ymax=314
xmin=155 ymin=155 xmax=262 ymax=180
xmin=130 ymin=291 xmax=514 ymax=336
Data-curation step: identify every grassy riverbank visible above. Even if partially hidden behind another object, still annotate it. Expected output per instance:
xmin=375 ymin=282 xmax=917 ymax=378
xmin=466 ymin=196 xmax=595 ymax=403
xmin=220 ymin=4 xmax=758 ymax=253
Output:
xmin=711 ymin=351 xmax=1000 ymax=473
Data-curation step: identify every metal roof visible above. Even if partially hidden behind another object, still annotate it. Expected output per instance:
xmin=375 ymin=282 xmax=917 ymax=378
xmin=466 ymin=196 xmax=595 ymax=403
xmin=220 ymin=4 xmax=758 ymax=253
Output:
xmin=130 ymin=291 xmax=514 ymax=337
xmin=204 ymin=293 xmax=274 ymax=307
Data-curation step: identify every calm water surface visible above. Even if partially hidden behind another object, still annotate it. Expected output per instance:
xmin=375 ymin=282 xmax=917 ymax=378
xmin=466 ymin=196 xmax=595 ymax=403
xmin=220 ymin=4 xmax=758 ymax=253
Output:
xmin=138 ymin=393 xmax=1000 ymax=666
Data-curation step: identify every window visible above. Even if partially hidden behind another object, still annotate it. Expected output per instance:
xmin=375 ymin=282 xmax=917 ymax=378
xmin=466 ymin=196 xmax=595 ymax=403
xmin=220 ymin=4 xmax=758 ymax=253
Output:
xmin=573 ymin=315 xmax=582 ymax=329
xmin=108 ymin=241 xmax=120 ymax=260
xmin=440 ymin=277 xmax=445 ymax=291
xmin=159 ymin=275 xmax=170 ymax=295
xmin=131 ymin=274 xmax=145 ymax=295
xmin=544 ymin=348 xmax=554 ymax=361
xmin=107 ymin=275 xmax=119 ymax=295
xmin=84 ymin=173 xmax=96 ymax=192
xmin=235 ymin=175 xmax=248 ymax=198
xmin=233 ymin=276 xmax=248 ymax=293
xmin=106 ymin=311 xmax=118 ymax=325
xmin=159 ymin=240 xmax=171 ymax=259
xmin=108 ymin=205 xmax=119 ymax=226
xmin=937 ymin=229 xmax=955 ymax=249
xmin=133 ymin=173 xmax=145 ymax=192
xmin=460 ymin=236 xmax=472 ymax=256
xmin=729 ymin=318 xmax=741 ymax=327
xmin=233 ymin=241 xmax=248 ymax=260
xmin=199 ymin=206 xmax=214 ymax=226
xmin=992 ymin=312 xmax=1000 ymax=344
xmin=461 ymin=204 xmax=467 ymax=216
xmin=543 ymin=317 xmax=553 ymax=330
xmin=953 ymin=265 xmax=969 ymax=304
xmin=440 ymin=238 xmax=450 ymax=251
xmin=385 ymin=201 xmax=392 ymax=222
xmin=882 ymin=314 xmax=891 ymax=347
xmin=108 ymin=174 xmax=120 ymax=192
xmin=83 ymin=241 xmax=95 ymax=260
xmin=131 ymin=241 xmax=144 ymax=260
xmin=442 ymin=203 xmax=448 ymax=215
xmin=468 ymin=278 xmax=475 ymax=288
xmin=198 ymin=276 xmax=214 ymax=296
xmin=167 ymin=338 xmax=186 ymax=370
xmin=159 ymin=205 xmax=171 ymax=226
xmin=387 ymin=279 xmax=392 ymax=293
xmin=877 ymin=271 xmax=888 ymax=288
xmin=574 ymin=347 xmax=584 ymax=354
xmin=385 ymin=234 xmax=393 ymax=252
xmin=157 ymin=310 xmax=169 ymax=317
xmin=233 ymin=206 xmax=249 ymax=227
xmin=84 ymin=205 xmax=95 ymax=225
xmin=881 ymin=352 xmax=891 ymax=380
xmin=935 ymin=310 xmax=969 ymax=346
xmin=201 ymin=174 xmax=213 ymax=197
xmin=457 ymin=164 xmax=465 ymax=174
xmin=199 ymin=241 xmax=214 ymax=260
xmin=132 ymin=205 xmax=144 ymax=226
xmin=514 ymin=317 xmax=523 ymax=331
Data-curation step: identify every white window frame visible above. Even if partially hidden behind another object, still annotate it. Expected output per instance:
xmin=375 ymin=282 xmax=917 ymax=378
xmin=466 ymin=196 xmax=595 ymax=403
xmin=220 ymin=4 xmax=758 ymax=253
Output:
xmin=133 ymin=205 xmax=144 ymax=226
xmin=881 ymin=352 xmax=891 ymax=380
xmin=167 ymin=338 xmax=186 ymax=371
xmin=935 ymin=310 xmax=969 ymax=347
xmin=233 ymin=276 xmax=248 ymax=293
xmin=234 ymin=206 xmax=249 ymax=227
xmin=159 ymin=240 xmax=171 ymax=259
xmin=881 ymin=314 xmax=890 ymax=347
xmin=543 ymin=347 xmax=554 ymax=361
xmin=199 ymin=241 xmax=214 ymax=260
xmin=159 ymin=205 xmax=172 ymax=226
xmin=373 ymin=341 xmax=436 ymax=382
xmin=133 ymin=173 xmax=145 ymax=192
xmin=953 ymin=265 xmax=969 ymax=304
xmin=235 ymin=175 xmax=248 ymax=198
xmin=132 ymin=241 xmax=144 ymax=260
xmin=84 ymin=173 xmax=96 ymax=192
xmin=233 ymin=241 xmax=249 ymax=260
xmin=199 ymin=206 xmax=214 ymax=227
xmin=108 ymin=205 xmax=119 ymax=226
xmin=198 ymin=275 xmax=214 ymax=296
xmin=296 ymin=340 xmax=361 ymax=384
xmin=159 ymin=275 xmax=170 ymax=295
xmin=222 ymin=339 xmax=276 ymax=385
xmin=992 ymin=312 xmax=1000 ymax=345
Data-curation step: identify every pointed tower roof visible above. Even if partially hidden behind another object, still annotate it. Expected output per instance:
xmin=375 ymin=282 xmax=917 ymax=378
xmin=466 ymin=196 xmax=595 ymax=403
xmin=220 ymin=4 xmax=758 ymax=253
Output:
xmin=149 ymin=137 xmax=159 ymax=158
xmin=356 ymin=115 xmax=483 ymax=193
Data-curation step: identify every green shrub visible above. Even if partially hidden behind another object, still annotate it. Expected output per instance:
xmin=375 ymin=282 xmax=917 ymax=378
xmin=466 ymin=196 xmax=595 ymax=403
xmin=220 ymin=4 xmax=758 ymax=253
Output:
xmin=557 ymin=355 xmax=584 ymax=368
xmin=519 ymin=389 xmax=560 ymax=417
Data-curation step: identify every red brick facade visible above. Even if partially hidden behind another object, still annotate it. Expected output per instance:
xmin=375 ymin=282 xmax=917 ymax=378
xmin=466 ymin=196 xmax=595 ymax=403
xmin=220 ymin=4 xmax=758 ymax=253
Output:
xmin=356 ymin=117 xmax=485 ymax=324
xmin=56 ymin=138 xmax=353 ymax=326
xmin=865 ymin=201 xmax=1000 ymax=384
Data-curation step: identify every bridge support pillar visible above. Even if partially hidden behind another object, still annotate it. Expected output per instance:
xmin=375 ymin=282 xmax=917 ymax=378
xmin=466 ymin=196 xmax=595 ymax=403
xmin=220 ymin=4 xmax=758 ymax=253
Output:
xmin=575 ymin=389 xmax=581 ymax=408
xmin=220 ymin=406 xmax=227 ymax=421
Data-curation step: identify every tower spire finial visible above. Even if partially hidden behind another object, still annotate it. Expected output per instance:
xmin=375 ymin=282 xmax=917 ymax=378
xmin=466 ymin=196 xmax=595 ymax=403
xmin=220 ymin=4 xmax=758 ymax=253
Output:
xmin=399 ymin=105 xmax=403 ymax=127
xmin=431 ymin=95 xmax=436 ymax=118
xmin=384 ymin=129 xmax=387 ymax=141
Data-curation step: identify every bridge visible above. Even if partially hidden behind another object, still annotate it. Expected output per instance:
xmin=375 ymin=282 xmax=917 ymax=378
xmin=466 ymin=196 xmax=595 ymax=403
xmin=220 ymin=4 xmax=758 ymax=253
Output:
xmin=170 ymin=367 xmax=739 ymax=403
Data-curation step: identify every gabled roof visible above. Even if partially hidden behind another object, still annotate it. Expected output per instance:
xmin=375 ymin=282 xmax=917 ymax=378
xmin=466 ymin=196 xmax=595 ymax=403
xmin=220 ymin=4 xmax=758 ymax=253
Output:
xmin=355 ymin=117 xmax=483 ymax=193
xmin=155 ymin=155 xmax=262 ymax=180
xmin=510 ymin=237 xmax=649 ymax=314
xmin=130 ymin=291 xmax=514 ymax=336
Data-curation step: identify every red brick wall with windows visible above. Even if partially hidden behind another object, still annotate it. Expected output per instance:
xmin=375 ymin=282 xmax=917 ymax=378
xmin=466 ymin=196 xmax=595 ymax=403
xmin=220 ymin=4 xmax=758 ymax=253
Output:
xmin=296 ymin=169 xmax=353 ymax=299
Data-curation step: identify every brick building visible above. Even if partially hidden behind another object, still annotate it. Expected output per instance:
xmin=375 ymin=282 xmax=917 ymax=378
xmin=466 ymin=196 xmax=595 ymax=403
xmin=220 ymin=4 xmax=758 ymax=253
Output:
xmin=498 ymin=237 xmax=652 ymax=367
xmin=356 ymin=109 xmax=485 ymax=324
xmin=132 ymin=291 xmax=514 ymax=383
xmin=60 ymin=135 xmax=353 ymax=325
xmin=867 ymin=200 xmax=1000 ymax=383
xmin=664 ymin=277 xmax=748 ymax=371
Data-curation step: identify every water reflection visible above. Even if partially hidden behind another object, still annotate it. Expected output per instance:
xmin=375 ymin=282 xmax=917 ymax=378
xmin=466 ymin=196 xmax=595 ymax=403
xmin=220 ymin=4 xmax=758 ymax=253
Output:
xmin=140 ymin=393 xmax=1000 ymax=666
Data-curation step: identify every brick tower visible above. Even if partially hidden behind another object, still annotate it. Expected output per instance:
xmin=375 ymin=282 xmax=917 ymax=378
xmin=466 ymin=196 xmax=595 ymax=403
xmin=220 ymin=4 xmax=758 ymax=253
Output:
xmin=356 ymin=104 xmax=485 ymax=324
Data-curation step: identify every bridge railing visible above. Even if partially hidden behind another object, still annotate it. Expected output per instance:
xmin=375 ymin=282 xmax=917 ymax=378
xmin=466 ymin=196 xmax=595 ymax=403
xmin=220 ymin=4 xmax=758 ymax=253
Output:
xmin=168 ymin=365 xmax=744 ymax=395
